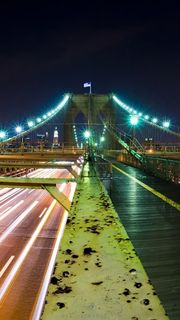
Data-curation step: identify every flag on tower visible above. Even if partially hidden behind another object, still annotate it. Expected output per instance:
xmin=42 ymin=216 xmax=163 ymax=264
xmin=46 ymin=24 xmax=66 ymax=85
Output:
xmin=83 ymin=82 xmax=91 ymax=88
xmin=83 ymin=82 xmax=92 ymax=93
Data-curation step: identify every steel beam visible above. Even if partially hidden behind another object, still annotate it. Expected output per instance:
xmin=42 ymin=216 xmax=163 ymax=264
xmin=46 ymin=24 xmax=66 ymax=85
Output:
xmin=0 ymin=177 xmax=76 ymax=210
xmin=43 ymin=186 xmax=71 ymax=211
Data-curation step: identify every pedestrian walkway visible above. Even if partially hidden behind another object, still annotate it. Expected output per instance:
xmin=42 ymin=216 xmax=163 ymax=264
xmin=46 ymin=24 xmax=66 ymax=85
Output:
xmin=42 ymin=161 xmax=168 ymax=320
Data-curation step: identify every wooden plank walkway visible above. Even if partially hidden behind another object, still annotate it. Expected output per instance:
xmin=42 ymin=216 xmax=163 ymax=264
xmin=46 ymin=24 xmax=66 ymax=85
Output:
xmin=110 ymin=161 xmax=180 ymax=320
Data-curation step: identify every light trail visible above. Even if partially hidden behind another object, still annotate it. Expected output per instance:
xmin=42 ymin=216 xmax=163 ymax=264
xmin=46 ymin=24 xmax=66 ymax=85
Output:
xmin=0 ymin=256 xmax=15 ymax=279
xmin=39 ymin=208 xmax=47 ymax=218
xmin=32 ymin=210 xmax=68 ymax=320
xmin=68 ymin=182 xmax=77 ymax=201
xmin=28 ymin=190 xmax=34 ymax=194
xmin=0 ymin=207 xmax=12 ymax=217
xmin=0 ymin=200 xmax=24 ymax=222
xmin=31 ymin=184 xmax=68 ymax=320
xmin=0 ymin=188 xmax=20 ymax=203
xmin=0 ymin=198 xmax=57 ymax=302
xmin=0 ymin=188 xmax=10 ymax=196
xmin=0 ymin=200 xmax=39 ymax=243
xmin=0 ymin=190 xmax=27 ymax=210
xmin=0 ymin=170 xmax=74 ymax=309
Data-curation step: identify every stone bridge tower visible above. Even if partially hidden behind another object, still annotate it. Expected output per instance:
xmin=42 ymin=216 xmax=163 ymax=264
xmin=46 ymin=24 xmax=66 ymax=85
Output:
xmin=64 ymin=93 xmax=117 ymax=148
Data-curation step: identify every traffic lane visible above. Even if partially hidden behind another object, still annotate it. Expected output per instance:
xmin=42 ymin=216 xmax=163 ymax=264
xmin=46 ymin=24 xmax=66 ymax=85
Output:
xmin=0 ymin=199 xmax=67 ymax=319
xmin=0 ymin=168 xmax=53 ymax=212
xmin=0 ymin=168 xmax=71 ymax=213
xmin=0 ymin=181 xmax=69 ymax=283
xmin=0 ymin=171 xmax=71 ymax=284
xmin=0 ymin=168 xmax=70 ymax=231
xmin=0 ymin=186 xmax=64 ymax=284
xmin=0 ymin=193 xmax=52 ymax=284
xmin=0 ymin=171 xmax=73 ymax=291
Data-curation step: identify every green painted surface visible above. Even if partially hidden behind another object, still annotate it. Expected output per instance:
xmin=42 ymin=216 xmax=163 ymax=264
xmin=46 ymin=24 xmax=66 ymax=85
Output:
xmin=42 ymin=162 xmax=168 ymax=320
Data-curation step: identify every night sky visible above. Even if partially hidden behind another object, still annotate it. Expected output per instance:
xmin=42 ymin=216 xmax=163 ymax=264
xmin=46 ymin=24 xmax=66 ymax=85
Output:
xmin=0 ymin=1 xmax=180 ymax=130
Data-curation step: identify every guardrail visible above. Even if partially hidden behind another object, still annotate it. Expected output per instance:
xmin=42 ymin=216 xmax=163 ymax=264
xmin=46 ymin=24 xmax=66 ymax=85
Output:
xmin=104 ymin=150 xmax=180 ymax=184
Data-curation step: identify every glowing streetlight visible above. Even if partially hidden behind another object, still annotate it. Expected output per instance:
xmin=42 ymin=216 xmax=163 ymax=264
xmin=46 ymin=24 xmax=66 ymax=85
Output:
xmin=100 ymin=136 xmax=105 ymax=142
xmin=130 ymin=115 xmax=139 ymax=126
xmin=36 ymin=117 xmax=41 ymax=123
xmin=27 ymin=121 xmax=34 ymax=127
xmin=152 ymin=118 xmax=158 ymax=124
xmin=15 ymin=126 xmax=22 ymax=133
xmin=163 ymin=121 xmax=170 ymax=128
xmin=84 ymin=130 xmax=91 ymax=139
xmin=0 ymin=131 xmax=6 ymax=139
xmin=129 ymin=115 xmax=139 ymax=143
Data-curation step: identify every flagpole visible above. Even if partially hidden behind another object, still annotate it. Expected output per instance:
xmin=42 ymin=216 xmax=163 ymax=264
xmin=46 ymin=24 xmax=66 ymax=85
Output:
xmin=89 ymin=83 xmax=92 ymax=94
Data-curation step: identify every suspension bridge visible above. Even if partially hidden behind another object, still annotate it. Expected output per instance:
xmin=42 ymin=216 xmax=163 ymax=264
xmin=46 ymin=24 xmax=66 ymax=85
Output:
xmin=0 ymin=93 xmax=179 ymax=320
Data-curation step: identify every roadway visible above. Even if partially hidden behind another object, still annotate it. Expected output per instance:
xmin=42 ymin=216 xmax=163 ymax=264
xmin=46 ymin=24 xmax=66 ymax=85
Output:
xmin=0 ymin=168 xmax=77 ymax=320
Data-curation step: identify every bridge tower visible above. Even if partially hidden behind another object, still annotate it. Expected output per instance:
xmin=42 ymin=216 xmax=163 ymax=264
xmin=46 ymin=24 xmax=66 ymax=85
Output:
xmin=64 ymin=94 xmax=117 ymax=148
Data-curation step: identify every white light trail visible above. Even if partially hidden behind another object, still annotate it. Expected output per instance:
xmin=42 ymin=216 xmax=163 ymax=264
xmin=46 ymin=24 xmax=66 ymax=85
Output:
xmin=0 ymin=200 xmax=24 ymax=222
xmin=69 ymin=182 xmax=77 ymax=202
xmin=0 ymin=188 xmax=10 ymax=196
xmin=0 ymin=201 xmax=39 ymax=243
xmin=0 ymin=189 xmax=20 ymax=203
xmin=31 ymin=210 xmax=68 ymax=320
xmin=39 ymin=208 xmax=47 ymax=218
xmin=0 ymin=207 xmax=12 ymax=217
xmin=31 ymin=183 xmax=75 ymax=320
xmin=28 ymin=190 xmax=34 ymax=194
xmin=0 ymin=198 xmax=57 ymax=302
xmin=0 ymin=256 xmax=15 ymax=279
xmin=0 ymin=189 xmax=27 ymax=210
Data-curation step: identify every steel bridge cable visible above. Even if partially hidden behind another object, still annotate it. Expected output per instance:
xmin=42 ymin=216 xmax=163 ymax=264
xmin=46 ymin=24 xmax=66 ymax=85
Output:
xmin=112 ymin=94 xmax=180 ymax=138
xmin=0 ymin=94 xmax=70 ymax=145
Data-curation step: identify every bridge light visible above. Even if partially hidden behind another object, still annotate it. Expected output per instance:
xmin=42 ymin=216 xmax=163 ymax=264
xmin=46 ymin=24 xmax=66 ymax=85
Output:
xmin=43 ymin=115 xmax=47 ymax=119
xmin=144 ymin=115 xmax=149 ymax=120
xmin=15 ymin=126 xmax=22 ymax=133
xmin=163 ymin=121 xmax=170 ymax=128
xmin=27 ymin=121 xmax=34 ymax=127
xmin=84 ymin=130 xmax=91 ymax=139
xmin=0 ymin=131 xmax=6 ymax=139
xmin=36 ymin=117 xmax=41 ymax=123
xmin=130 ymin=115 xmax=139 ymax=126
xmin=138 ymin=112 xmax=142 ymax=116
xmin=152 ymin=118 xmax=158 ymax=123
xmin=47 ymin=112 xmax=51 ymax=117
xmin=100 ymin=136 xmax=105 ymax=142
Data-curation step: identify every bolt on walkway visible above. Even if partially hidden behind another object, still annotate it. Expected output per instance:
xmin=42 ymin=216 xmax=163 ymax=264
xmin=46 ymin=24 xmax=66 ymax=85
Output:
xmin=42 ymin=161 xmax=168 ymax=320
